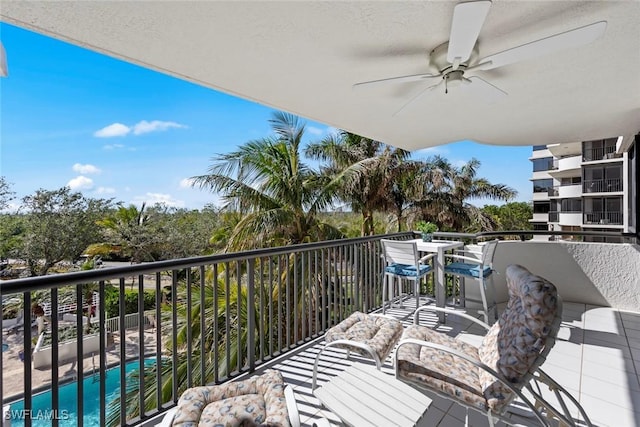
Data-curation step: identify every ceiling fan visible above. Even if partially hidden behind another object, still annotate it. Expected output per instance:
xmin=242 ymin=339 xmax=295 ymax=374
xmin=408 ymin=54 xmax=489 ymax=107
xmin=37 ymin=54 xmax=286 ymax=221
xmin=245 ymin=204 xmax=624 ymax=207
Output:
xmin=353 ymin=1 xmax=606 ymax=115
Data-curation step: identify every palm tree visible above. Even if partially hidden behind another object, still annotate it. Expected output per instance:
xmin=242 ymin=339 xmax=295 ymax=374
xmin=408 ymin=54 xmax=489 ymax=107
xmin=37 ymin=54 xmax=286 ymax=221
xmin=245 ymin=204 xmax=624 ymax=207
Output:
xmin=97 ymin=202 xmax=156 ymax=263
xmin=191 ymin=112 xmax=345 ymax=251
xmin=305 ymin=131 xmax=411 ymax=236
xmin=413 ymin=156 xmax=516 ymax=231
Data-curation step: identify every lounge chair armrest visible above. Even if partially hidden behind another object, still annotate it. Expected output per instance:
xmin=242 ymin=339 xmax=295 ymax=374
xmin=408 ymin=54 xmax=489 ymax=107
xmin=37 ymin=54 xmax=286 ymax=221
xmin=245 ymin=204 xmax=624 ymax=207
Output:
xmin=419 ymin=253 xmax=436 ymax=264
xmin=312 ymin=418 xmax=332 ymax=427
xmin=156 ymin=407 xmax=178 ymax=427
xmin=413 ymin=305 xmax=491 ymax=330
xmin=395 ymin=339 xmax=550 ymax=427
xmin=285 ymin=385 xmax=301 ymax=427
xmin=443 ymin=254 xmax=483 ymax=264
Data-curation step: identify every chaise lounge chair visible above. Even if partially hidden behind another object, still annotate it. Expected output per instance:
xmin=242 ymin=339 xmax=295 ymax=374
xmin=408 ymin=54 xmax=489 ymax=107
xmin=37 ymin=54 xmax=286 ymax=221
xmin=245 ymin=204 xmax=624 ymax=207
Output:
xmin=395 ymin=264 xmax=592 ymax=427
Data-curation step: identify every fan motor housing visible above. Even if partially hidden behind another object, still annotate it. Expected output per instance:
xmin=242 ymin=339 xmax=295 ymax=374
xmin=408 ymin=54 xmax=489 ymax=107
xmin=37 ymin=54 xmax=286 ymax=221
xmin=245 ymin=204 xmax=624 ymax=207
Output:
xmin=429 ymin=42 xmax=479 ymax=75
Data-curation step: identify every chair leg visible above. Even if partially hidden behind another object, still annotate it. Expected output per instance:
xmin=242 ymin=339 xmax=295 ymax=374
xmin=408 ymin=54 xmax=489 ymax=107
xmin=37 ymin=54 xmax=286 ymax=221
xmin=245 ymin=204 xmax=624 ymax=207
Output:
xmin=478 ymin=278 xmax=490 ymax=324
xmin=490 ymin=274 xmax=498 ymax=320
xmin=382 ymin=274 xmax=388 ymax=314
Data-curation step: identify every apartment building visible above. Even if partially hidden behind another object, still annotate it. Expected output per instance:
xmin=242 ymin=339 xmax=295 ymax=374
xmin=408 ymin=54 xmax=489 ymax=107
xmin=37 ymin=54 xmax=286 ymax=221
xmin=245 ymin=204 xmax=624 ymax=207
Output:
xmin=530 ymin=136 xmax=635 ymax=242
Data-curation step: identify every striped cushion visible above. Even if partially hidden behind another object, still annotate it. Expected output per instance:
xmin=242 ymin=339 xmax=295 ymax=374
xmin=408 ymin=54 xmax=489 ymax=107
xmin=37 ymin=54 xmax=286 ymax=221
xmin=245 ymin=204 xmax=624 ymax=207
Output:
xmin=385 ymin=263 xmax=431 ymax=277
xmin=445 ymin=262 xmax=492 ymax=278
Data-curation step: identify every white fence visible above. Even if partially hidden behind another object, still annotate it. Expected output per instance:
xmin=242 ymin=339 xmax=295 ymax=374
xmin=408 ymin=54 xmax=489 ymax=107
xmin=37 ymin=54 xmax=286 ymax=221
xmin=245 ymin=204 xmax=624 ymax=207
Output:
xmin=105 ymin=310 xmax=156 ymax=333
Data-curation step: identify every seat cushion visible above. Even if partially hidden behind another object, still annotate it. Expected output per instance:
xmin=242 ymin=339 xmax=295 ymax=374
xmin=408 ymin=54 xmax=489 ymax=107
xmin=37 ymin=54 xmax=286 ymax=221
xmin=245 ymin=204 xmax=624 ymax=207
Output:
xmin=385 ymin=263 xmax=431 ymax=277
xmin=396 ymin=325 xmax=487 ymax=411
xmin=171 ymin=369 xmax=290 ymax=427
xmin=478 ymin=265 xmax=559 ymax=413
xmin=325 ymin=312 xmax=403 ymax=363
xmin=444 ymin=262 xmax=492 ymax=278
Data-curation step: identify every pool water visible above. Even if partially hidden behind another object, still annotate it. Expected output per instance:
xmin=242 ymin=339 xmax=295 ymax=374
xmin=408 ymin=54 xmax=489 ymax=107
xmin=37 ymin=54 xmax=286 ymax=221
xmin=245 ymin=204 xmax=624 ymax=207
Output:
xmin=9 ymin=358 xmax=157 ymax=427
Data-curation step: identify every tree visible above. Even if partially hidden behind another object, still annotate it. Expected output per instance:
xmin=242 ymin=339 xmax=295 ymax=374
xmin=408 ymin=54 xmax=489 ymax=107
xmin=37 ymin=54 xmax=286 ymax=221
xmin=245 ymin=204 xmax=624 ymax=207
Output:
xmin=0 ymin=176 xmax=15 ymax=211
xmin=96 ymin=203 xmax=158 ymax=263
xmin=18 ymin=187 xmax=113 ymax=276
xmin=413 ymin=157 xmax=516 ymax=231
xmin=481 ymin=202 xmax=533 ymax=232
xmin=305 ymin=131 xmax=411 ymax=235
xmin=191 ymin=112 xmax=345 ymax=251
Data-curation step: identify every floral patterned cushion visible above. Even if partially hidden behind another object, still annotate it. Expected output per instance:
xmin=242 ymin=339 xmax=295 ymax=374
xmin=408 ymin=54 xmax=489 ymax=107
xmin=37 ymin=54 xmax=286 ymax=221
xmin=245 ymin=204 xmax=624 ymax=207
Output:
xmin=478 ymin=264 xmax=559 ymax=412
xmin=396 ymin=264 xmax=560 ymax=415
xmin=171 ymin=369 xmax=291 ymax=427
xmin=397 ymin=325 xmax=487 ymax=410
xmin=325 ymin=311 xmax=403 ymax=363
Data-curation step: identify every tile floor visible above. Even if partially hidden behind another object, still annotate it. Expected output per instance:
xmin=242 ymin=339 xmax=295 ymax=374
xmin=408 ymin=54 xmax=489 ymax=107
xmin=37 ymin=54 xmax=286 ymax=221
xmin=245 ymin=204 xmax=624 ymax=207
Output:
xmin=253 ymin=298 xmax=640 ymax=427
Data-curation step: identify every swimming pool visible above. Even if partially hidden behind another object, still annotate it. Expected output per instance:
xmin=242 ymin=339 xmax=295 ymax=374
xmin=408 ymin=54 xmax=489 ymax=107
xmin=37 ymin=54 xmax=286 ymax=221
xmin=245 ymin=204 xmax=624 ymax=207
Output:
xmin=9 ymin=358 xmax=156 ymax=427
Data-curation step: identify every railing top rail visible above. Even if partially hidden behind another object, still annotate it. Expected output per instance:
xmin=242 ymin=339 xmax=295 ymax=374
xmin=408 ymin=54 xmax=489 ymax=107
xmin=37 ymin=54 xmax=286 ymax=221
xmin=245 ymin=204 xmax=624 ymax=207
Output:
xmin=0 ymin=231 xmax=413 ymax=294
xmin=434 ymin=230 xmax=637 ymax=240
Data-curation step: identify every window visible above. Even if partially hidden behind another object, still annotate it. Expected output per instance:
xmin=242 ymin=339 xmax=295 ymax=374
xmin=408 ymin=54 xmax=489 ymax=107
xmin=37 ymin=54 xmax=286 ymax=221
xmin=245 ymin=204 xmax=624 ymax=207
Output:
xmin=532 ymin=223 xmax=549 ymax=231
xmin=532 ymin=145 xmax=547 ymax=151
xmin=532 ymin=157 xmax=554 ymax=172
xmin=533 ymin=179 xmax=553 ymax=193
xmin=560 ymin=177 xmax=581 ymax=186
xmin=583 ymin=137 xmax=618 ymax=161
xmin=560 ymin=198 xmax=582 ymax=212
xmin=533 ymin=202 xmax=550 ymax=213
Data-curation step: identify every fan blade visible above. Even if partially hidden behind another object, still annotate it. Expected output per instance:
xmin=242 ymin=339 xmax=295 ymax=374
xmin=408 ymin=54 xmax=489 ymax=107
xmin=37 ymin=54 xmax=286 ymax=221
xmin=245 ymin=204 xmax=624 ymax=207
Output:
xmin=477 ymin=21 xmax=607 ymax=71
xmin=392 ymin=81 xmax=442 ymax=116
xmin=463 ymin=76 xmax=507 ymax=103
xmin=447 ymin=0 xmax=492 ymax=64
xmin=353 ymin=73 xmax=439 ymax=90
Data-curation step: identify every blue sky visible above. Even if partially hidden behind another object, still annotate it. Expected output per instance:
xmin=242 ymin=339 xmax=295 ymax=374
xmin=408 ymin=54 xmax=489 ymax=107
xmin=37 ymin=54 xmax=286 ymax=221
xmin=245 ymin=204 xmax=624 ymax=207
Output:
xmin=1 ymin=23 xmax=532 ymax=211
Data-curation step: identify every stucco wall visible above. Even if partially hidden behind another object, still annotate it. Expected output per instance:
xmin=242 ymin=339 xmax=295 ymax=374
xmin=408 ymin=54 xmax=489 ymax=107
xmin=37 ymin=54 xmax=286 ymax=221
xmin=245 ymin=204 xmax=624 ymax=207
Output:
xmin=473 ymin=241 xmax=640 ymax=311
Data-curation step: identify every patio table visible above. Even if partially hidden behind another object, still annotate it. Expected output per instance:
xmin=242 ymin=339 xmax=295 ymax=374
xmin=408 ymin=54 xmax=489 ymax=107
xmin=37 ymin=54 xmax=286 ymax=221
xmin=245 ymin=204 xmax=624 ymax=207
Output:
xmin=407 ymin=239 xmax=464 ymax=321
xmin=313 ymin=363 xmax=432 ymax=427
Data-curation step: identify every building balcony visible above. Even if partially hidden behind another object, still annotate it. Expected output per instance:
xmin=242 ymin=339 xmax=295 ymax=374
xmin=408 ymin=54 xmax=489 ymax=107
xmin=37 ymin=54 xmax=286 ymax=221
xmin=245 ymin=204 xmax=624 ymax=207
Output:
xmin=558 ymin=183 xmax=583 ymax=198
xmin=558 ymin=212 xmax=583 ymax=226
xmin=547 ymin=155 xmax=582 ymax=178
xmin=583 ymin=179 xmax=623 ymax=194
xmin=583 ymin=146 xmax=620 ymax=162
xmin=548 ymin=211 xmax=559 ymax=222
xmin=583 ymin=211 xmax=623 ymax=226
xmin=1 ymin=232 xmax=639 ymax=427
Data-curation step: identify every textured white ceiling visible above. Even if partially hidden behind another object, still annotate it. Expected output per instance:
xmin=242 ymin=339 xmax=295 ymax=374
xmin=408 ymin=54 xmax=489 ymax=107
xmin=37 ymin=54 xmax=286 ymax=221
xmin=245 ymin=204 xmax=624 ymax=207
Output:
xmin=2 ymin=1 xmax=639 ymax=151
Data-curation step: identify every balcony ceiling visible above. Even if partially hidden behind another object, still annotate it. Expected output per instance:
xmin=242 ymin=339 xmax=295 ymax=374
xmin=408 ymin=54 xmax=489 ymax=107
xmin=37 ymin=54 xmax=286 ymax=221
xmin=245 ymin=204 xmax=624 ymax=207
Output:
xmin=2 ymin=1 xmax=639 ymax=151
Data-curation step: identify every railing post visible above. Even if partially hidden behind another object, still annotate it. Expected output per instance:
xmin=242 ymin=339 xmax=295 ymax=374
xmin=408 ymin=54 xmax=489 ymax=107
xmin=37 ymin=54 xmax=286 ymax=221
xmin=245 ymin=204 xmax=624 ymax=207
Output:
xmin=247 ymin=259 xmax=256 ymax=371
xmin=354 ymin=244 xmax=361 ymax=312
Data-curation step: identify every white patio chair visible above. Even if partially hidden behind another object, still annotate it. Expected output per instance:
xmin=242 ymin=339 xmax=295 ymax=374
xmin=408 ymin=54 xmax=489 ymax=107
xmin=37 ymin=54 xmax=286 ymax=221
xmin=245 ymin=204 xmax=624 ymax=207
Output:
xmin=381 ymin=239 xmax=435 ymax=314
xmin=395 ymin=264 xmax=593 ymax=427
xmin=444 ymin=239 xmax=499 ymax=323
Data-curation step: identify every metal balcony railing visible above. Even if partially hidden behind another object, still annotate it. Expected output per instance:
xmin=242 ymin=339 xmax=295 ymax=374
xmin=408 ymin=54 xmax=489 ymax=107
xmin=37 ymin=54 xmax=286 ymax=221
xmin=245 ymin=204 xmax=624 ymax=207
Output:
xmin=583 ymin=211 xmax=623 ymax=225
xmin=583 ymin=178 xmax=623 ymax=193
xmin=1 ymin=229 xmax=637 ymax=426
xmin=0 ymin=232 xmax=413 ymax=426
xmin=583 ymin=146 xmax=618 ymax=162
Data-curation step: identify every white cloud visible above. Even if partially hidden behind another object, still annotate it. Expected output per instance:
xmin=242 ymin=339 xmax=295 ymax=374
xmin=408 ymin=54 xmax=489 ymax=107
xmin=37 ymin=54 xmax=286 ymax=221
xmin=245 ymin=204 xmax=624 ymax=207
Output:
xmin=67 ymin=176 xmax=94 ymax=190
xmin=307 ymin=126 xmax=324 ymax=136
xmin=95 ymin=186 xmax=116 ymax=194
xmin=132 ymin=120 xmax=187 ymax=135
xmin=72 ymin=163 xmax=101 ymax=174
xmin=94 ymin=123 xmax=131 ymax=138
xmin=179 ymin=178 xmax=196 ymax=189
xmin=103 ymin=143 xmax=125 ymax=150
xmin=133 ymin=192 xmax=184 ymax=208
